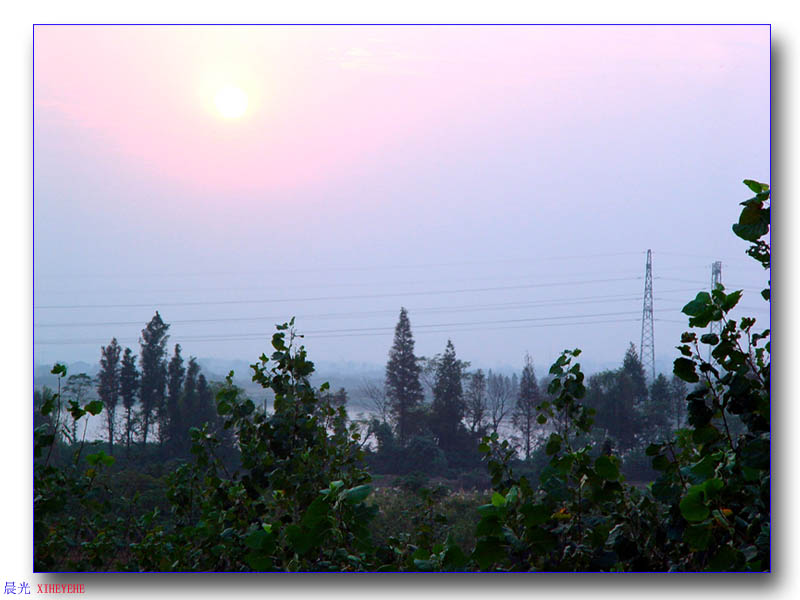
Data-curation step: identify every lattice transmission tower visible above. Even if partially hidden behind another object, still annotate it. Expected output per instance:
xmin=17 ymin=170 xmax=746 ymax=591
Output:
xmin=640 ymin=249 xmax=655 ymax=382
xmin=709 ymin=261 xmax=723 ymax=361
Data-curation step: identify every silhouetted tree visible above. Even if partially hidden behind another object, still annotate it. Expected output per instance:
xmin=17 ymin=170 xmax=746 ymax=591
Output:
xmin=586 ymin=369 xmax=619 ymax=436
xmin=182 ymin=356 xmax=200 ymax=433
xmin=617 ymin=343 xmax=648 ymax=447
xmin=97 ymin=338 xmax=121 ymax=454
xmin=430 ymin=340 xmax=465 ymax=450
xmin=513 ymin=354 xmax=540 ymax=461
xmin=646 ymin=373 xmax=673 ymax=438
xmin=139 ymin=312 xmax=169 ymax=445
xmin=119 ymin=347 xmax=139 ymax=455
xmin=621 ymin=343 xmax=648 ymax=403
xmin=669 ymin=374 xmax=688 ymax=427
xmin=486 ymin=370 xmax=515 ymax=435
xmin=385 ymin=308 xmax=425 ymax=444
xmin=464 ymin=369 xmax=488 ymax=433
xmin=165 ymin=343 xmax=186 ymax=455
xmin=585 ymin=344 xmax=648 ymax=450
xmin=64 ymin=373 xmax=93 ymax=443
xmin=195 ymin=373 xmax=216 ymax=429
xmin=360 ymin=378 xmax=391 ymax=424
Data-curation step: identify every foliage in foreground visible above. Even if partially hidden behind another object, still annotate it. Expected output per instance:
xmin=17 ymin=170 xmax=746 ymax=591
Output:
xmin=34 ymin=180 xmax=770 ymax=571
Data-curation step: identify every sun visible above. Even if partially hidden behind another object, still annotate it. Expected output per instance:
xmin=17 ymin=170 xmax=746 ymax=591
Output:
xmin=214 ymin=85 xmax=249 ymax=119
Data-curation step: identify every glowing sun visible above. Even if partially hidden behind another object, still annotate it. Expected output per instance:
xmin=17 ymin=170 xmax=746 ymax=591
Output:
xmin=214 ymin=85 xmax=249 ymax=119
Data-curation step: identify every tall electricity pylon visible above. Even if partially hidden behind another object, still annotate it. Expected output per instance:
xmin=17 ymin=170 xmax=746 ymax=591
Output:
xmin=709 ymin=261 xmax=723 ymax=361
xmin=640 ymin=249 xmax=655 ymax=382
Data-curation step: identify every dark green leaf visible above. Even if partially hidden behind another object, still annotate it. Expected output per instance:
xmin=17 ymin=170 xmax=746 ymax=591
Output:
xmin=442 ymin=544 xmax=468 ymax=570
xmin=545 ymin=433 xmax=562 ymax=456
xmin=721 ymin=290 xmax=742 ymax=312
xmin=472 ymin=538 xmax=507 ymax=570
xmin=743 ymin=179 xmax=768 ymax=194
xmin=51 ymin=363 xmax=67 ymax=377
xmin=682 ymin=292 xmax=711 ymax=317
xmin=343 ymin=484 xmax=372 ymax=504
xmin=84 ymin=400 xmax=103 ymax=416
xmin=674 ymin=357 xmax=699 ymax=383
xmin=245 ymin=552 xmax=273 ymax=571
xmin=594 ymin=455 xmax=619 ymax=480
xmin=699 ymin=333 xmax=719 ymax=346
xmin=683 ymin=523 xmax=712 ymax=551
xmin=520 ymin=503 xmax=550 ymax=527
xmin=680 ymin=486 xmax=710 ymax=522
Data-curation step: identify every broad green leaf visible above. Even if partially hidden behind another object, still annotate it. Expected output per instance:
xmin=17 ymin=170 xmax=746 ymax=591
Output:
xmin=673 ymin=357 xmax=699 ymax=383
xmin=343 ymin=484 xmax=372 ymax=504
xmin=545 ymin=433 xmax=562 ymax=456
xmin=594 ymin=455 xmax=620 ymax=480
xmin=472 ymin=538 xmax=507 ymax=570
xmin=41 ymin=396 xmax=55 ymax=416
xmin=699 ymin=333 xmax=719 ymax=346
xmin=442 ymin=543 xmax=468 ymax=570
xmin=682 ymin=292 xmax=711 ymax=316
xmin=412 ymin=558 xmax=435 ymax=571
xmin=680 ymin=486 xmax=710 ymax=522
xmin=285 ymin=524 xmax=314 ymax=555
xmin=707 ymin=545 xmax=739 ymax=571
xmin=702 ymin=477 xmax=724 ymax=499
xmin=51 ymin=363 xmax=67 ymax=377
xmin=743 ymin=179 xmax=768 ymax=193
xmin=683 ymin=523 xmax=712 ymax=550
xmin=721 ymin=290 xmax=742 ymax=312
xmin=520 ymin=503 xmax=550 ymax=526
xmin=245 ymin=552 xmax=273 ymax=571
xmin=85 ymin=400 xmax=103 ymax=416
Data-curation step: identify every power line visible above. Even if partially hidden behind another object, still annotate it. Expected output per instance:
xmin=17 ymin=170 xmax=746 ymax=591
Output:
xmin=34 ymin=317 xmax=645 ymax=346
xmin=35 ymin=289 xmax=700 ymax=328
xmin=33 ymin=276 xmax=642 ymax=310
xmin=34 ymin=250 xmax=650 ymax=281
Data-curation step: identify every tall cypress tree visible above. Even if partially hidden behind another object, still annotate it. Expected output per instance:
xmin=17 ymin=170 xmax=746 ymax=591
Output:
xmin=431 ymin=339 xmax=465 ymax=451
xmin=119 ymin=347 xmax=139 ymax=455
xmin=139 ymin=311 xmax=169 ymax=446
xmin=385 ymin=307 xmax=424 ymax=445
xmin=513 ymin=353 xmax=540 ymax=461
xmin=183 ymin=357 xmax=200 ymax=432
xmin=97 ymin=338 xmax=121 ymax=454
xmin=616 ymin=342 xmax=648 ymax=448
xmin=165 ymin=343 xmax=186 ymax=455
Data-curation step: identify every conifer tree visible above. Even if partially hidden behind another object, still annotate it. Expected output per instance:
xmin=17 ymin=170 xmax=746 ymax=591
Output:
xmin=165 ymin=343 xmax=186 ymax=455
xmin=669 ymin=374 xmax=688 ymax=428
xmin=97 ymin=337 xmax=121 ymax=454
xmin=431 ymin=339 xmax=465 ymax=450
xmin=385 ymin=307 xmax=424 ymax=444
xmin=195 ymin=373 xmax=217 ymax=430
xmin=616 ymin=342 xmax=648 ymax=448
xmin=138 ymin=311 xmax=169 ymax=446
xmin=646 ymin=373 xmax=673 ymax=437
xmin=183 ymin=357 xmax=200 ymax=432
xmin=119 ymin=347 xmax=139 ymax=455
xmin=512 ymin=354 xmax=540 ymax=461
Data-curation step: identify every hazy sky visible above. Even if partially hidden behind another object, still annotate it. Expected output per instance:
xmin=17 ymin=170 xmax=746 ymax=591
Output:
xmin=33 ymin=25 xmax=770 ymax=375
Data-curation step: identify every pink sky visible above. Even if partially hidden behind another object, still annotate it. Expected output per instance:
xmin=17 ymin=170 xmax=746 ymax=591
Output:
xmin=34 ymin=25 xmax=769 ymax=369
xmin=35 ymin=26 xmax=767 ymax=197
